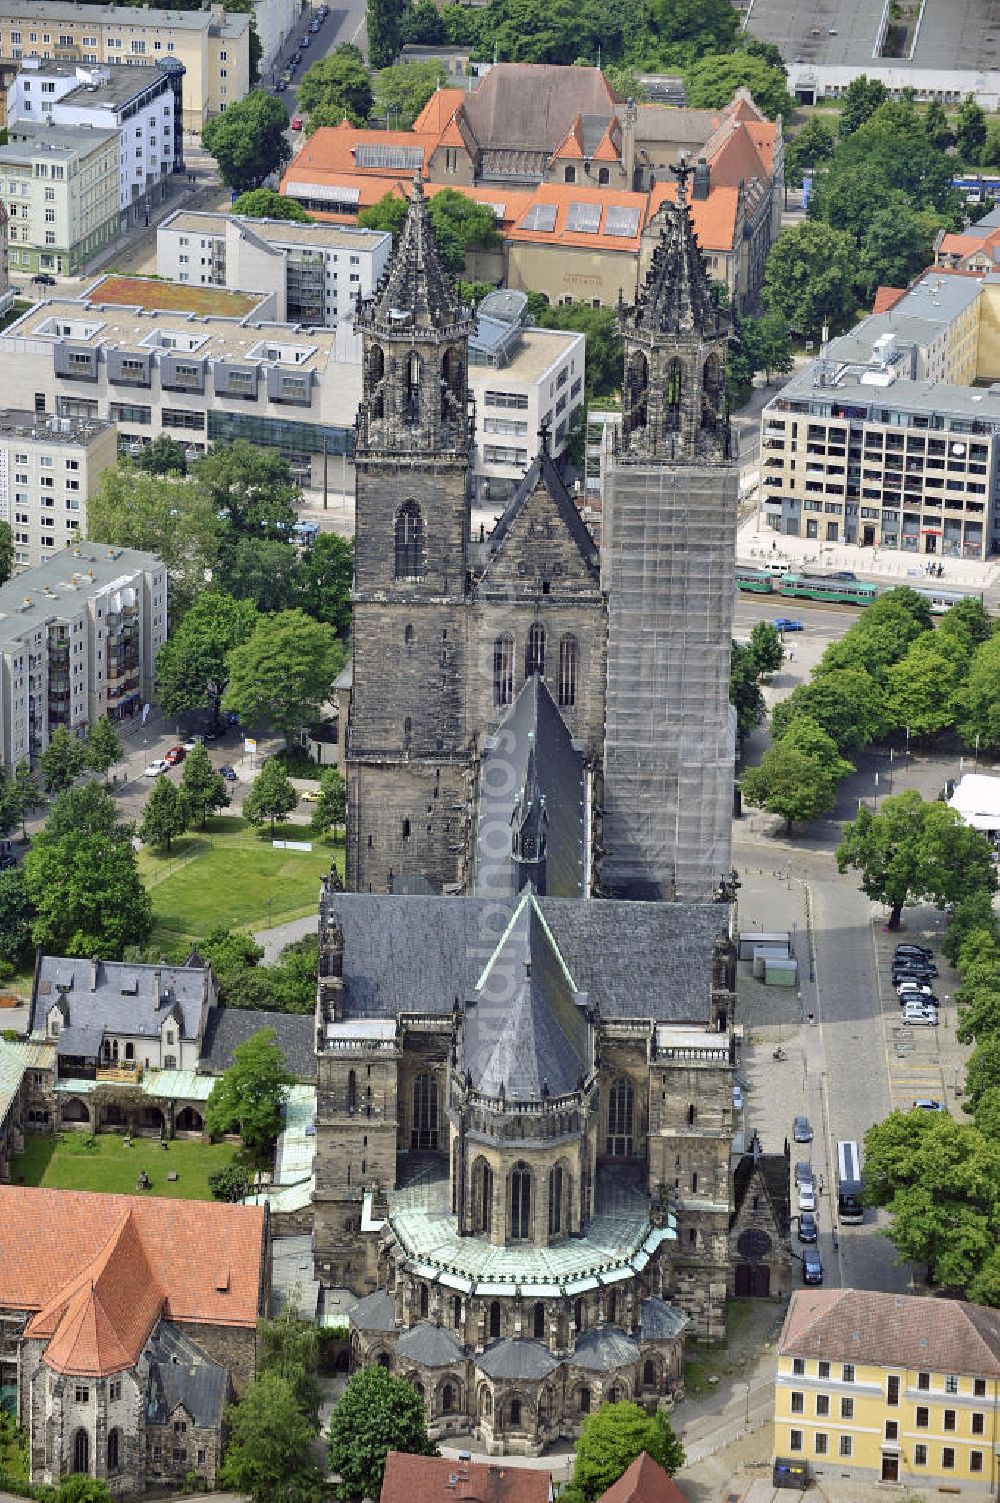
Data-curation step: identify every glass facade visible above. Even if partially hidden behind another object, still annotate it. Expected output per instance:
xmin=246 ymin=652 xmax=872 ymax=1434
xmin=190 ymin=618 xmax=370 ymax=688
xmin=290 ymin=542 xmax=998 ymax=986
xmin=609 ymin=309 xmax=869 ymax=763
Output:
xmin=207 ymin=409 xmax=354 ymax=456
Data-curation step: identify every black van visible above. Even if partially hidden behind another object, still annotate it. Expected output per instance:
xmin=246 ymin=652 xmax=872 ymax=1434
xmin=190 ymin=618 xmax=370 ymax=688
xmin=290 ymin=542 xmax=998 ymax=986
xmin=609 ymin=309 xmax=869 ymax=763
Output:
xmin=773 ymin=1457 xmax=810 ymax=1491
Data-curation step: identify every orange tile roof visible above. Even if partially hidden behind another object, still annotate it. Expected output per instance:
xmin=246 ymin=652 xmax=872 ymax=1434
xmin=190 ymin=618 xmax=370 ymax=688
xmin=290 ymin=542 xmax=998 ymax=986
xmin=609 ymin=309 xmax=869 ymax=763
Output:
xmin=412 ymin=87 xmax=465 ymax=136
xmin=289 ymin=125 xmax=438 ymax=179
xmin=873 ymin=286 xmax=907 ymax=313
xmin=281 ymin=169 xmax=531 ymax=231
xmin=381 ymin=1453 xmax=552 ymax=1503
xmin=0 ymin=1187 xmax=266 ymax=1378
xmin=551 ymin=116 xmax=586 ymax=161
xmin=705 ymin=122 xmax=769 ymax=192
xmin=598 ymin=1454 xmax=690 ymax=1503
xmin=647 ymin=181 xmax=741 ymax=252
xmin=510 ymin=182 xmax=646 ymax=250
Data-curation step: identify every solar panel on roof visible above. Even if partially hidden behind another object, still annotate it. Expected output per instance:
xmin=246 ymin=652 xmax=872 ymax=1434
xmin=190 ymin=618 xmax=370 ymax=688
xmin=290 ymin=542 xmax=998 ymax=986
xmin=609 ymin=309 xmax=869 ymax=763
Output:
xmin=521 ymin=202 xmax=557 ymax=232
xmin=355 ymin=143 xmax=424 ymax=170
xmin=565 ymin=201 xmax=602 ymax=234
xmin=604 ymin=205 xmax=640 ymax=238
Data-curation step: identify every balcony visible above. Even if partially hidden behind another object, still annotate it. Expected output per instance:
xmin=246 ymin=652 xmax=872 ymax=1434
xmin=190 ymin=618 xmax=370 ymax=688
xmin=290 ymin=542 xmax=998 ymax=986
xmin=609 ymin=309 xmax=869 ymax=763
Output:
xmin=96 ymin=1062 xmax=143 ymax=1085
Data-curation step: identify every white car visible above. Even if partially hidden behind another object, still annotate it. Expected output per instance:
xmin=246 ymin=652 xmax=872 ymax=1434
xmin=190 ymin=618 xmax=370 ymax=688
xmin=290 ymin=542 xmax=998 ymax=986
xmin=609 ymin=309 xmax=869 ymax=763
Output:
xmin=897 ymin=980 xmax=933 ymax=998
xmin=143 ymin=759 xmax=168 ymax=777
xmin=903 ymin=1005 xmax=938 ymax=1027
xmin=797 ymin=1183 xmax=816 ymax=1213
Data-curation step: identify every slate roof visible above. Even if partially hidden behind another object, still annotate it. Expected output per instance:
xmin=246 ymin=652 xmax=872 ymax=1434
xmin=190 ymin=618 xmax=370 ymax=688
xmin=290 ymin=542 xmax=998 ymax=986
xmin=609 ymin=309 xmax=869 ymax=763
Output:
xmin=476 ymin=1337 xmax=560 ymax=1380
xmin=145 ymin=1321 xmax=228 ymax=1429
xmin=572 ymin=1325 xmax=640 ymax=1372
xmin=779 ymin=1289 xmax=1000 ymax=1376
xmin=56 ymin=1024 xmax=106 ymax=1059
xmin=349 ymin=1289 xmax=397 ymax=1333
xmin=397 ymin=1321 xmax=466 ymax=1368
xmin=485 ymin=445 xmax=599 ymax=576
xmin=462 ymin=893 xmax=591 ymax=1099
xmin=597 ymin=1453 xmax=690 ymax=1503
xmin=381 ymin=1452 xmax=552 ymax=1503
xmin=319 ymin=889 xmax=726 ymax=1027
xmin=461 ymin=64 xmax=616 ymax=153
xmin=199 ymin=1008 xmax=315 ymax=1082
xmin=731 ymin=1133 xmax=790 ymax=1234
xmin=33 ymin=955 xmax=214 ymax=1049
xmin=640 ymin=1297 xmax=688 ymax=1344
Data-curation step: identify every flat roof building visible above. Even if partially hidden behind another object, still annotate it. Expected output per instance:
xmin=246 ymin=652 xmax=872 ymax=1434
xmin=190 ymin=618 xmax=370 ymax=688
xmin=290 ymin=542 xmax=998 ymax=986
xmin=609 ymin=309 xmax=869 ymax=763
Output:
xmin=0 ymin=408 xmax=118 ymax=569
xmin=0 ymin=119 xmax=119 ymax=276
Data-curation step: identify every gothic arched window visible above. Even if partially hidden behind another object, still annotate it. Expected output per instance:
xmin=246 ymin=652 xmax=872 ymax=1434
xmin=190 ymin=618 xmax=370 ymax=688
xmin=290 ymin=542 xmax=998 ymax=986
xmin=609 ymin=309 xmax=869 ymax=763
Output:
xmin=607 ymin=1076 xmax=634 ymax=1156
xmin=472 ymin=1158 xmax=493 ymax=1235
xmin=509 ymin=1396 xmax=522 ymax=1426
xmin=394 ymin=501 xmax=423 ymax=580
xmin=489 ymin=1300 xmax=501 ymax=1338
xmin=73 ymin=1430 xmax=90 ymax=1475
xmin=411 ymin=1073 xmax=439 ymax=1150
xmin=626 ymin=350 xmax=648 ymax=437
xmin=525 ymin=623 xmax=545 ymax=680
xmin=347 ymin=1070 xmax=357 ymax=1112
xmin=493 ymin=634 xmax=514 ymax=707
xmin=107 ymin=1429 xmax=120 ymax=1474
xmin=510 ymin=1162 xmax=532 ymax=1240
xmin=405 ymin=351 xmax=421 ymax=424
xmin=665 ymin=357 xmax=683 ymax=432
xmin=548 ymin=1163 xmax=564 ymax=1237
xmin=702 ymin=352 xmax=721 ymax=431
xmin=557 ymin=634 xmax=577 ymax=708
xmin=419 ymin=1284 xmax=429 ymax=1318
xmin=533 ymin=1301 xmax=545 ymax=1339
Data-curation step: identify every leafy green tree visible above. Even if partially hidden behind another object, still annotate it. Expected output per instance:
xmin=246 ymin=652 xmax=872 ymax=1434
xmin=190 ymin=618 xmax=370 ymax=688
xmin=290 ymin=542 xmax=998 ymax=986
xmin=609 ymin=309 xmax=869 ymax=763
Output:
xmin=571 ymin=1403 xmax=685 ymax=1502
xmin=730 ymin=641 xmax=765 ymax=741
xmin=201 ymin=927 xmax=268 ymax=1008
xmin=684 ymin=51 xmax=794 ymax=120
xmin=223 ymin=609 xmax=344 ymax=744
xmin=482 ymin=0 xmax=604 ymax=66
xmin=741 ymin=717 xmax=852 ymax=835
xmin=740 ymin=36 xmax=786 ymax=73
xmin=219 ymin=536 xmax=300 ymax=612
xmin=784 ymin=117 xmax=836 ymax=188
xmin=133 ymin=433 xmax=188 ymax=478
xmin=243 ymin=758 xmax=299 ymax=837
xmin=885 ymin=635 xmax=964 ymax=739
xmin=23 ymin=782 xmax=152 ymax=958
xmin=966 ymin=1034 xmax=1000 ymax=1110
xmin=88 ymin=467 xmax=220 ymax=614
xmin=956 ymin=949 xmax=1000 ymax=1045
xmin=294 ymin=532 xmax=354 ymax=635
xmin=9 ymin=759 xmax=45 ymax=840
xmin=954 ymin=634 xmax=1000 ymax=752
xmin=923 ymin=98 xmax=954 ymax=151
xmin=527 ymin=297 xmax=623 ymax=401
xmin=328 ymin=1365 xmax=436 ymax=1501
xmin=747 ymin=620 xmax=783 ymax=677
xmin=937 ymin=595 xmax=993 ymax=652
xmin=603 ymin=63 xmax=649 ymax=102
xmin=178 ymin=743 xmax=230 ymax=828
xmin=858 ymin=197 xmax=936 ymax=296
xmin=427 ymin=188 xmax=501 ymax=274
xmin=0 ymin=869 xmax=34 ymax=969
xmin=838 ymin=74 xmax=889 ymax=136
xmin=358 ymin=190 xmax=409 ymax=240
xmin=956 ymin=93 xmax=988 ymax=164
xmin=813 ymin=103 xmax=959 ymax=238
xmin=259 ymin=1308 xmax=322 ymax=1424
xmin=221 ymin=1369 xmax=321 ymax=1502
xmin=156 ymin=592 xmax=258 ymax=730
xmin=233 ymin=188 xmax=312 ymax=221
xmin=208 ymin=1160 xmax=255 ymax=1202
xmin=400 ymin=0 xmax=446 ymax=45
xmin=299 ymin=45 xmax=374 ymax=123
xmin=40 ymin=726 xmax=87 ymax=795
xmin=138 ymin=776 xmax=187 ymax=853
xmin=837 ymin=789 xmax=997 ymax=929
xmin=310 ymin=767 xmax=347 ymax=837
xmin=0 ymin=519 xmax=13 ymax=585
xmin=762 ymin=220 xmax=859 ymax=337
xmin=270 ymin=933 xmax=321 ymax=1012
xmin=981 ymin=120 xmax=1000 ymax=169
xmin=192 ymin=440 xmax=299 ymax=544
xmin=84 ymin=717 xmax=123 ymax=780
xmin=643 ymin=0 xmax=737 ymax=66
xmin=367 ymin=0 xmax=404 ymax=69
xmin=942 ymin=890 xmax=1000 ymax=966
xmin=202 ymin=90 xmax=291 ymax=193
xmin=54 ymin=1477 xmax=115 ymax=1503
xmin=746 ymin=308 xmax=793 ymax=384
xmin=772 ymin=666 xmax=885 ymax=753
xmin=206 ymin=1027 xmax=295 ymax=1164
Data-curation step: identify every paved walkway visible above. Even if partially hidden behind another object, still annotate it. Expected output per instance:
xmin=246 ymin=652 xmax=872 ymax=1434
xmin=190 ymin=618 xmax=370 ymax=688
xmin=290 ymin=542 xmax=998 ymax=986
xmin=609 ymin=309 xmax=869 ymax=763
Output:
xmin=253 ymin=913 xmax=317 ymax=962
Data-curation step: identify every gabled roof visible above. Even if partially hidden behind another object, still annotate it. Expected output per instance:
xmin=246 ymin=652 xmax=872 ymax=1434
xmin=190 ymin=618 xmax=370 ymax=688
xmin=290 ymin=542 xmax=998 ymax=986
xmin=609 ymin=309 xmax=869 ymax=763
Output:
xmin=572 ymin=1325 xmax=640 ymax=1371
xmin=381 ymin=1452 xmax=552 ymax=1503
xmin=199 ymin=1007 xmax=315 ymax=1082
xmin=597 ymin=1453 xmax=690 ymax=1503
xmin=349 ymin=1288 xmax=397 ymax=1332
xmin=461 ymin=63 xmax=616 ymax=152
xmin=32 ymin=954 xmax=213 ymax=1045
xmin=873 ymin=286 xmax=907 ymax=314
xmin=779 ymin=1289 xmax=1000 ymax=1377
xmin=549 ymin=114 xmax=620 ymax=164
xmin=731 ymin=1134 xmax=790 ymax=1233
xmin=412 ymin=87 xmax=466 ymax=136
xmin=359 ymin=173 xmax=471 ymax=333
xmin=640 ymin=1297 xmax=688 ymax=1344
xmin=397 ymin=1320 xmax=466 ymax=1367
xmin=485 ymin=444 xmax=599 ymax=570
xmin=646 ymin=180 xmax=741 ymax=255
xmin=145 ymin=1321 xmax=228 ymax=1429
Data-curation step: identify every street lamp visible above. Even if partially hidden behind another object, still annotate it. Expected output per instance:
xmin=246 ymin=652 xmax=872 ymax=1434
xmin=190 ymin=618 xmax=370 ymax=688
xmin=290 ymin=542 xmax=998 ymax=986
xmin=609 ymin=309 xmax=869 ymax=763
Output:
xmin=874 ymin=770 xmax=879 ymax=813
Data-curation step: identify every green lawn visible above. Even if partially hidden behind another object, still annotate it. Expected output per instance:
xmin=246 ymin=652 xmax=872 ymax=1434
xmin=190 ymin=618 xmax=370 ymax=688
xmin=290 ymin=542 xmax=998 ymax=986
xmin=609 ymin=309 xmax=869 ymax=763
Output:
xmin=9 ymin=1131 xmax=236 ymax=1201
xmin=136 ymin=814 xmax=343 ymax=950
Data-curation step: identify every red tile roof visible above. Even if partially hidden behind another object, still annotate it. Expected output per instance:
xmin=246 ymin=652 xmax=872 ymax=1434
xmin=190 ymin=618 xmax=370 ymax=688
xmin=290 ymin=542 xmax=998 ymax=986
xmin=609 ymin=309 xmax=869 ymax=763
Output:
xmin=412 ymin=88 xmax=466 ymax=136
xmin=598 ymin=1454 xmax=689 ymax=1503
xmin=647 ymin=181 xmax=741 ymax=253
xmin=873 ymin=286 xmax=907 ymax=313
xmin=0 ymin=1187 xmax=266 ymax=1378
xmin=509 ymin=182 xmax=646 ymax=251
xmin=780 ymin=1289 xmax=1000 ymax=1378
xmin=381 ymin=1453 xmax=552 ymax=1503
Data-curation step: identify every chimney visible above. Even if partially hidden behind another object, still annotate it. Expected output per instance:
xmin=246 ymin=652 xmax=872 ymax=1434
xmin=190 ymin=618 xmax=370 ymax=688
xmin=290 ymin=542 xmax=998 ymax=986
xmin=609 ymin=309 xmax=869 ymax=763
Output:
xmin=90 ymin=956 xmax=99 ymax=991
xmin=692 ymin=156 xmax=710 ymax=200
xmin=154 ymin=967 xmax=161 ymax=1007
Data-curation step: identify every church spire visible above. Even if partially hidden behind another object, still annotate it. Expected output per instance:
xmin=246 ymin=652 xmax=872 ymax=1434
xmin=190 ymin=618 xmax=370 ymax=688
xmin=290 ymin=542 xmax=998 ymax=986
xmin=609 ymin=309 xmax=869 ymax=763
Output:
xmin=625 ymin=159 xmax=727 ymax=340
xmin=359 ymin=172 xmax=471 ymax=335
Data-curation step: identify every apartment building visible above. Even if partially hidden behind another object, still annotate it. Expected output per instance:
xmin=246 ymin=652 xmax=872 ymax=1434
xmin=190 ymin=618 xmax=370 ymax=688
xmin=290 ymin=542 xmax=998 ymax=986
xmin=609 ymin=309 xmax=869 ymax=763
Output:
xmin=0 ymin=1 xmax=249 ymax=129
xmin=776 ymin=1289 xmax=1000 ymax=1492
xmin=0 ymin=543 xmax=167 ymax=768
xmin=156 ymin=210 xmax=391 ymax=326
xmin=759 ymin=272 xmax=1000 ymax=559
xmin=0 ymin=119 xmax=118 ymax=275
xmin=0 ymin=409 xmax=117 ymax=569
xmin=8 ymin=58 xmax=184 ymax=227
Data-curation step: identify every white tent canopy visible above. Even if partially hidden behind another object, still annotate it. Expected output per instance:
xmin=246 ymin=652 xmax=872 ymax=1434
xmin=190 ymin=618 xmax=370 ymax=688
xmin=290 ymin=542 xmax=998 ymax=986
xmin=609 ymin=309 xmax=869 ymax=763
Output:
xmin=948 ymin=773 xmax=1000 ymax=832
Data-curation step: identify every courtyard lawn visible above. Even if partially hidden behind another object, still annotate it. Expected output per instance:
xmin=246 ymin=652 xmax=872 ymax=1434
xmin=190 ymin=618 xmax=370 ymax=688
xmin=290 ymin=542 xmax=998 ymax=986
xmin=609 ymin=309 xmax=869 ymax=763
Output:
xmin=9 ymin=1131 xmax=237 ymax=1201
xmin=136 ymin=814 xmax=343 ymax=950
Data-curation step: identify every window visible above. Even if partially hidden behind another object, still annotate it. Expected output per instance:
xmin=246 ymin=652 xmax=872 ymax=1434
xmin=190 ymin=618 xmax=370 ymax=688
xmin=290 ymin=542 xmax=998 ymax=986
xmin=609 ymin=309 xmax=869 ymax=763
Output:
xmin=975 ymin=1378 xmax=987 ymax=1398
xmin=942 ymin=1448 xmax=955 ymax=1470
xmin=548 ymin=1164 xmax=563 ymax=1236
xmin=557 ymin=634 xmax=577 ymax=707
xmin=564 ymin=165 xmax=576 ymax=183
xmin=107 ymin=1429 xmax=120 ymax=1473
xmin=109 ymin=1380 xmax=121 ymax=1402
xmin=917 ymin=1372 xmax=930 ymax=1390
xmin=885 ymin=1421 xmax=898 ymax=1441
xmin=411 ymin=1073 xmax=438 ymax=1150
xmin=394 ymin=501 xmax=423 ymax=580
xmin=816 ymin=1395 xmax=829 ymax=1417
xmin=915 ymin=1407 xmax=929 ymax=1428
xmin=914 ymin=1444 xmax=927 ymax=1465
xmin=973 ymin=1413 xmax=985 ymax=1435
xmin=73 ymin=1430 xmax=89 ymax=1474
xmin=75 ymin=1387 xmax=90 ymax=1403
xmin=790 ymin=1393 xmax=804 ymax=1414
xmin=493 ymin=634 xmax=514 ymax=707
xmin=509 ymin=1398 xmax=522 ymax=1427
xmin=943 ymin=1410 xmax=956 ymax=1431
xmin=473 ymin=1158 xmax=493 ymax=1235
xmin=886 ymin=1375 xmax=899 ymax=1406
xmin=818 ymin=1362 xmax=830 ymax=1379
xmin=971 ymin=1451 xmax=984 ymax=1474
xmin=839 ymin=1436 xmax=852 ymax=1458
xmin=842 ymin=1365 xmax=855 ymax=1383
xmin=945 ymin=1375 xmax=959 ymax=1394
xmin=525 ymin=622 xmax=545 ymax=679
xmin=814 ymin=1434 xmax=827 ymax=1456
xmin=789 ymin=1431 xmax=802 ymax=1453
xmin=510 ymin=1162 xmax=531 ymax=1240
xmin=607 ymin=1077 xmax=634 ymax=1156
xmin=840 ymin=1397 xmax=853 ymax=1419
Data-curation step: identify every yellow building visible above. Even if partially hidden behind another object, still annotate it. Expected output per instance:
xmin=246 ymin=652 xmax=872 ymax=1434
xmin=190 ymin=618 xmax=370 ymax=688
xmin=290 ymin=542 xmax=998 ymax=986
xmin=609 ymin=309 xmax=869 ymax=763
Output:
xmin=775 ymin=1290 xmax=1000 ymax=1493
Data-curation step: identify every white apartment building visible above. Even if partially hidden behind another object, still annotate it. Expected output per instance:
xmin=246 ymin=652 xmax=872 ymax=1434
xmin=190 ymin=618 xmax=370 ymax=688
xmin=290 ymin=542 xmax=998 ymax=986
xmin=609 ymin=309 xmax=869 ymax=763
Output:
xmin=0 ymin=119 xmax=119 ymax=275
xmin=0 ymin=409 xmax=117 ymax=569
xmin=0 ymin=1 xmax=249 ymax=129
xmin=8 ymin=58 xmax=183 ymax=227
xmin=156 ymin=210 xmax=392 ymax=326
xmin=0 ymin=543 xmax=167 ymax=769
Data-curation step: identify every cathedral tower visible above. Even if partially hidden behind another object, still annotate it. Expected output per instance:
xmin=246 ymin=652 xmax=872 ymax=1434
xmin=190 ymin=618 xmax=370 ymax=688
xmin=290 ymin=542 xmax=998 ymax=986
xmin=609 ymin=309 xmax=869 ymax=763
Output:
xmin=600 ymin=164 xmax=738 ymax=901
xmin=347 ymin=176 xmax=476 ymax=894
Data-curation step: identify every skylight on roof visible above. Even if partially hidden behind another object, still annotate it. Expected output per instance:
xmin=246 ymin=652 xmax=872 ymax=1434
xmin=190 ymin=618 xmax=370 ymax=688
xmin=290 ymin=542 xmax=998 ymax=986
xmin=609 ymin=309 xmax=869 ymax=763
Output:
xmin=565 ymin=201 xmax=602 ymax=234
xmin=355 ymin=143 xmax=424 ymax=171
xmin=521 ymin=203 xmax=557 ymax=233
xmin=604 ymin=205 xmax=640 ymax=238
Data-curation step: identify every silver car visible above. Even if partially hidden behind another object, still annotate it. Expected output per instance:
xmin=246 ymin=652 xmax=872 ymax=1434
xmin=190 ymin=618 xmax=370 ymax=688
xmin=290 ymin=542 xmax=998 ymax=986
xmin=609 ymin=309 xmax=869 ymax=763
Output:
xmin=902 ymin=1005 xmax=938 ymax=1027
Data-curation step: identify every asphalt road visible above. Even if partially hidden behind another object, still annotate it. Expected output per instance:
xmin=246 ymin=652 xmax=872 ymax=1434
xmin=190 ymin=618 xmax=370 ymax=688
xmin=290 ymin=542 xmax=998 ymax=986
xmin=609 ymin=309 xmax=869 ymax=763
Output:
xmin=270 ymin=0 xmax=369 ymax=129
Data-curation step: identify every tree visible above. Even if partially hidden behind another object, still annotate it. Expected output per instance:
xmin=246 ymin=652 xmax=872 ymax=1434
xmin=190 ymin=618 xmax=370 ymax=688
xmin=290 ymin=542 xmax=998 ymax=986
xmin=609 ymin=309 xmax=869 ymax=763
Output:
xmin=730 ymin=641 xmax=765 ymax=741
xmin=571 ymin=1403 xmax=685 ymax=1502
xmin=209 ymin=1160 xmax=255 ymax=1202
xmin=155 ymin=592 xmax=259 ymax=730
xmin=23 ymin=782 xmax=152 ymax=958
xmin=373 ymin=59 xmax=448 ymax=122
xmin=746 ymin=308 xmax=793 ymax=384
xmin=192 ymin=441 xmax=299 ymax=543
xmin=684 ymin=52 xmax=794 ymax=121
xmin=885 ymin=635 xmax=964 ymax=739
xmin=298 ymin=45 xmax=374 ymax=123
xmin=784 ymin=117 xmax=836 ymax=188
xmin=259 ymin=1308 xmax=322 ymax=1424
xmin=270 ymin=933 xmax=321 ymax=1012
xmin=956 ymin=93 xmax=988 ymax=164
xmin=201 ymin=926 xmax=268 ymax=1008
xmin=133 ymin=433 xmax=189 ymax=477
xmin=838 ymin=74 xmax=889 ymax=136
xmin=427 ymin=188 xmax=500 ymax=274
xmin=644 ymin=0 xmax=737 ymax=65
xmin=954 ymin=635 xmax=1000 ymax=752
xmin=233 ymin=187 xmax=312 ymax=222
xmin=367 ymin=0 xmax=404 ymax=70
xmin=836 ymin=789 xmax=997 ymax=929
xmin=527 ymin=297 xmax=623 ymax=401
xmin=294 ymin=532 xmax=354 ymax=635
xmin=772 ymin=666 xmax=886 ymax=753
xmin=937 ymin=595 xmax=993 ymax=652
xmin=761 ymin=220 xmax=859 ymax=337
xmin=858 ymin=196 xmax=936 ymax=296
xmin=223 ymin=609 xmax=344 ymax=744
xmin=400 ymin=0 xmax=446 ymax=45
xmin=942 ymin=890 xmax=1000 ymax=966
xmin=740 ymin=36 xmax=786 ymax=73
xmin=221 ymin=1369 xmax=321 ymax=1503
xmin=966 ymin=1034 xmax=1000 ymax=1110
xmin=206 ymin=1027 xmax=294 ymax=1165
xmin=138 ymin=776 xmax=187 ymax=853
xmin=923 ymin=98 xmax=954 ymax=151
xmin=310 ymin=767 xmax=347 ymax=837
xmin=84 ymin=717 xmax=123 ymax=780
xmin=0 ymin=520 xmax=12 ymax=586
xmin=9 ymin=759 xmax=45 ymax=840
xmin=327 ymin=1365 xmax=436 ymax=1501
xmin=243 ymin=758 xmax=299 ymax=838
xmin=219 ymin=535 xmax=300 ymax=613
xmin=741 ymin=716 xmax=853 ymax=835
xmin=178 ymin=743 xmax=230 ymax=829
xmin=88 ymin=467 xmax=220 ymax=614
xmin=358 ymin=190 xmax=409 ymax=240
xmin=40 ymin=726 xmax=87 ymax=795
xmin=0 ymin=869 xmax=34 ymax=969
xmin=202 ymin=90 xmax=291 ymax=193
xmin=747 ymin=620 xmax=783 ymax=677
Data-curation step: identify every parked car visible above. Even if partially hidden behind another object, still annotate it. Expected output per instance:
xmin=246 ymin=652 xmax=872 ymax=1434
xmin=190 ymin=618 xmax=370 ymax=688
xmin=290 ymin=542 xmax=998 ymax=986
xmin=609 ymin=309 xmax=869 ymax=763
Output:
xmin=894 ymin=943 xmax=933 ymax=960
xmin=892 ymin=966 xmax=938 ymax=982
xmin=902 ymin=1005 xmax=938 ymax=1027
xmin=143 ymin=759 xmax=168 ymax=777
xmin=219 ymin=764 xmax=238 ymax=781
xmin=802 ymin=1247 xmax=823 ymax=1285
xmin=300 ymin=33 xmax=310 ymax=44
xmin=291 ymin=116 xmax=303 ymax=130
xmin=793 ymin=1115 xmax=813 ymax=1143
xmin=913 ymin=1099 xmax=946 ymax=1112
xmin=797 ymin=1211 xmax=818 ymax=1243
xmin=163 ymin=745 xmax=186 ymax=767
xmin=292 ymin=50 xmax=302 ymax=63
xmin=896 ymin=980 xmax=934 ymax=998
xmin=772 ymin=618 xmax=804 ymax=632
xmin=794 ymin=1160 xmax=813 ymax=1187
xmin=310 ymin=17 xmax=320 ymax=29
xmin=182 ymin=736 xmax=202 ymax=752
xmin=275 ymin=78 xmax=287 ymax=90
xmin=898 ymin=988 xmax=938 ymax=1007
xmin=797 ymin=1183 xmax=816 ymax=1213
xmin=300 ymin=786 xmax=321 ymax=802
xmin=0 ymin=852 xmax=16 ymax=871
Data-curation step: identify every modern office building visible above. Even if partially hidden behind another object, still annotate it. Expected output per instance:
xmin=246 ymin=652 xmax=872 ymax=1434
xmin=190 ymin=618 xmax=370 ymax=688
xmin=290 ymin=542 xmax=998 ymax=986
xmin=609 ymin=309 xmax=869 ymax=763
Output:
xmin=0 ymin=119 xmax=119 ymax=275
xmin=759 ymin=271 xmax=1000 ymax=559
xmin=0 ymin=1 xmax=249 ymax=129
xmin=0 ymin=408 xmax=117 ymax=569
xmin=8 ymin=57 xmax=184 ymax=228
xmin=0 ymin=543 xmax=167 ymax=768
xmin=156 ymin=210 xmax=391 ymax=326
